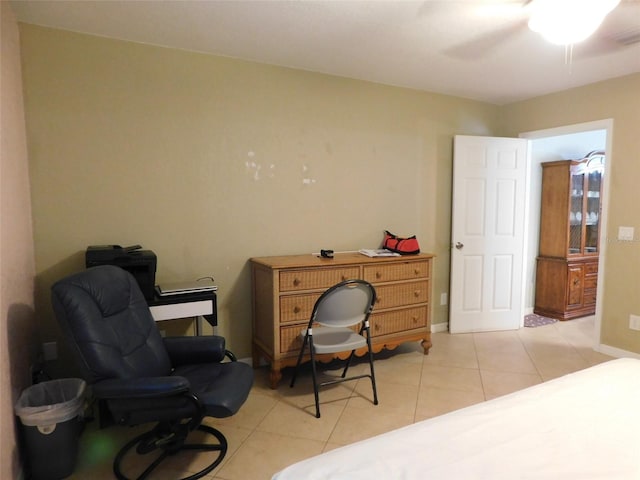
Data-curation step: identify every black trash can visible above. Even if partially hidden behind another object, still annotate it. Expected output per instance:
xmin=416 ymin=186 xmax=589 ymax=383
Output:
xmin=15 ymin=378 xmax=86 ymax=480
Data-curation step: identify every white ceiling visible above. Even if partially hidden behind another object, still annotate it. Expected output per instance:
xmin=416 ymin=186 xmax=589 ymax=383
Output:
xmin=9 ymin=0 xmax=640 ymax=105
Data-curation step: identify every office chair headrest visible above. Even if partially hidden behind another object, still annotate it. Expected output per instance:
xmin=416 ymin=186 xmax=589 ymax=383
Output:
xmin=54 ymin=265 xmax=142 ymax=318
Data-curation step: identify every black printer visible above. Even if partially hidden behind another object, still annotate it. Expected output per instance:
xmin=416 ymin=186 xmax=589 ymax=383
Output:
xmin=85 ymin=245 xmax=157 ymax=300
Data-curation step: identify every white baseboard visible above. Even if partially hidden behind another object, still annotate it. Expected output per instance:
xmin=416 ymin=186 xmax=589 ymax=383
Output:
xmin=431 ymin=322 xmax=449 ymax=333
xmin=596 ymin=343 xmax=640 ymax=359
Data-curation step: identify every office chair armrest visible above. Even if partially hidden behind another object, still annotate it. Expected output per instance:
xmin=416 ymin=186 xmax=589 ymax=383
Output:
xmin=163 ymin=335 xmax=226 ymax=366
xmin=92 ymin=376 xmax=190 ymax=399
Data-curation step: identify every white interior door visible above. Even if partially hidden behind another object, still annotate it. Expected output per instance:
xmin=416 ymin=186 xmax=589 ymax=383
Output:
xmin=450 ymin=135 xmax=529 ymax=333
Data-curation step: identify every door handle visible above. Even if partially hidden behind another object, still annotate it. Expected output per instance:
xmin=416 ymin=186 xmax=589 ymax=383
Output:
xmin=455 ymin=242 xmax=464 ymax=250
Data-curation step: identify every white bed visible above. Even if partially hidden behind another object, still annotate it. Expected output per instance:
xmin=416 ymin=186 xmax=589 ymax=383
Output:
xmin=273 ymin=358 xmax=640 ymax=479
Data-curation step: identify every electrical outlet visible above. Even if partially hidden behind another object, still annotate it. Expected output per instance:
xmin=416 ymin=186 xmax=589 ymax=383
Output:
xmin=30 ymin=364 xmax=43 ymax=384
xmin=30 ymin=364 xmax=38 ymax=384
xmin=630 ymin=315 xmax=640 ymax=331
xmin=43 ymin=341 xmax=57 ymax=362
xmin=440 ymin=293 xmax=448 ymax=306
xmin=618 ymin=226 xmax=634 ymax=241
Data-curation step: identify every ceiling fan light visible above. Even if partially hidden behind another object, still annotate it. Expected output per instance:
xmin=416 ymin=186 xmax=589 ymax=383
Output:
xmin=528 ymin=0 xmax=621 ymax=45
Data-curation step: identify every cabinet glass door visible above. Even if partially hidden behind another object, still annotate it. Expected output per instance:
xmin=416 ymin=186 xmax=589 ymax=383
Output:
xmin=585 ymin=168 xmax=602 ymax=253
xmin=569 ymin=172 xmax=584 ymax=254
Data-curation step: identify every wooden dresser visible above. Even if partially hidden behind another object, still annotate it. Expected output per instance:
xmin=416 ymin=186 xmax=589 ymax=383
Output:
xmin=250 ymin=252 xmax=434 ymax=388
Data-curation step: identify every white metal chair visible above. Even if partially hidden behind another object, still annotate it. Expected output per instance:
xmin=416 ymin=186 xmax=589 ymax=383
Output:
xmin=289 ymin=279 xmax=378 ymax=418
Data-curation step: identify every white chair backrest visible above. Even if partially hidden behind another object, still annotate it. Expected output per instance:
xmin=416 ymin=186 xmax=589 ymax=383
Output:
xmin=313 ymin=281 xmax=375 ymax=328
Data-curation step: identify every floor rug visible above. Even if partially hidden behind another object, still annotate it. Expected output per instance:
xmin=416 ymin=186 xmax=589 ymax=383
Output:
xmin=524 ymin=313 xmax=558 ymax=328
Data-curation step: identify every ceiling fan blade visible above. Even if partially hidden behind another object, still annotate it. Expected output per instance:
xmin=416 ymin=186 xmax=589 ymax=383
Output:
xmin=574 ymin=34 xmax=627 ymax=58
xmin=416 ymin=0 xmax=451 ymax=19
xmin=418 ymin=0 xmax=530 ymax=18
xmin=576 ymin=0 xmax=640 ymax=57
xmin=443 ymin=19 xmax=528 ymax=60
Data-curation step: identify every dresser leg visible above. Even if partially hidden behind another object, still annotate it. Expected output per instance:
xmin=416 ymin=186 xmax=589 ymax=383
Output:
xmin=421 ymin=338 xmax=432 ymax=355
xmin=269 ymin=367 xmax=282 ymax=389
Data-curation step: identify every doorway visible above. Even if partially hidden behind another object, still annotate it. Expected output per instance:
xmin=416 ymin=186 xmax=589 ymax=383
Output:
xmin=520 ymin=119 xmax=613 ymax=348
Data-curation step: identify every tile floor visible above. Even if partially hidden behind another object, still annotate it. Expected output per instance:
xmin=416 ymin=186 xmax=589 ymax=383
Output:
xmin=68 ymin=316 xmax=613 ymax=479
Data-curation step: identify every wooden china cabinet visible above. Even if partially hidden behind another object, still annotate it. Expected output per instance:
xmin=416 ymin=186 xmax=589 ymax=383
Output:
xmin=534 ymin=151 xmax=604 ymax=320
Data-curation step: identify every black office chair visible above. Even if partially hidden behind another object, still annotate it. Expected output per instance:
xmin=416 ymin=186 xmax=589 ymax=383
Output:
xmin=51 ymin=265 xmax=254 ymax=480
xmin=290 ymin=279 xmax=378 ymax=418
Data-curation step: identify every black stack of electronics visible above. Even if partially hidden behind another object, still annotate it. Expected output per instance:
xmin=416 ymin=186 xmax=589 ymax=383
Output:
xmin=85 ymin=245 xmax=157 ymax=300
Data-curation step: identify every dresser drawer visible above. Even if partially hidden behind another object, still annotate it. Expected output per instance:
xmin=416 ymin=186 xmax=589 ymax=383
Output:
xmin=374 ymin=280 xmax=429 ymax=309
xmin=583 ymin=276 xmax=597 ymax=289
xmin=280 ymin=324 xmax=305 ymax=353
xmin=280 ymin=267 xmax=360 ymax=292
xmin=280 ymin=294 xmax=320 ymax=323
xmin=363 ymin=260 xmax=430 ymax=283
xmin=370 ymin=306 xmax=427 ymax=336
xmin=584 ymin=263 xmax=598 ymax=275
xmin=583 ymin=289 xmax=597 ymax=305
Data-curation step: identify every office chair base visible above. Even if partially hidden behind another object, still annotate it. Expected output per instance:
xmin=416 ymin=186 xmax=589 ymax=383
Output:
xmin=113 ymin=424 xmax=228 ymax=480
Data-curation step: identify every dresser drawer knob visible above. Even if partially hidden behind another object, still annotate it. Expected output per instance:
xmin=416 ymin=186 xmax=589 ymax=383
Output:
xmin=374 ymin=324 xmax=380 ymax=331
xmin=412 ymin=316 xmax=419 ymax=324
xmin=414 ymin=268 xmax=420 ymax=275
xmin=293 ymin=278 xmax=301 ymax=287
xmin=414 ymin=290 xmax=421 ymax=297
xmin=341 ymin=275 xmax=347 ymax=281
xmin=293 ymin=306 xmax=301 ymax=314
xmin=375 ymin=272 xmax=382 ymax=279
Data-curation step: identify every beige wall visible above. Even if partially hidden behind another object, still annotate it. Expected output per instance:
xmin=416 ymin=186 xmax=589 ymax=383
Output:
xmin=500 ymin=73 xmax=640 ymax=354
xmin=1 ymin=3 xmax=37 ymax=478
xmin=19 ymin=25 xmax=500 ymax=369
xmin=18 ymin=23 xmax=640 ymax=380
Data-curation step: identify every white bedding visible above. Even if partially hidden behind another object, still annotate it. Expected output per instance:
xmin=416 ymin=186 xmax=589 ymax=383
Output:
xmin=273 ymin=358 xmax=640 ymax=479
